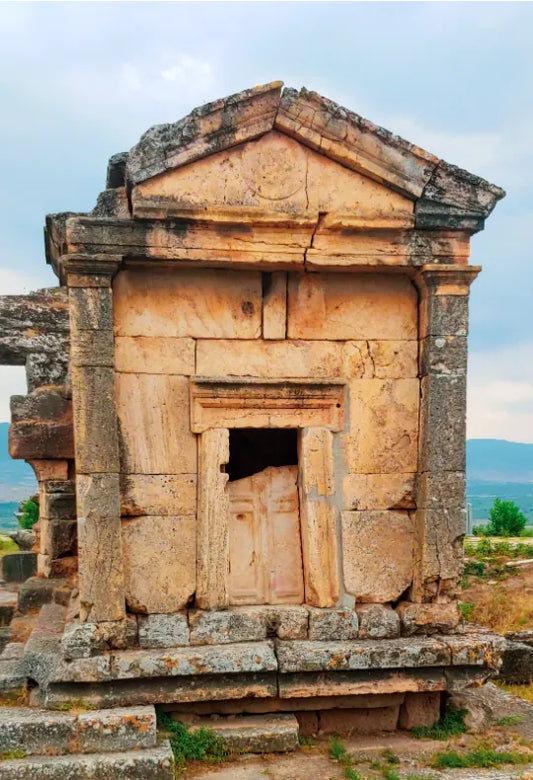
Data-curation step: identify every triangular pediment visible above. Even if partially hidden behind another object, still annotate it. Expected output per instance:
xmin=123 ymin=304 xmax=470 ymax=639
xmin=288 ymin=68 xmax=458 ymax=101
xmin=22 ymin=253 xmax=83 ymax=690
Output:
xmin=132 ymin=130 xmax=414 ymax=223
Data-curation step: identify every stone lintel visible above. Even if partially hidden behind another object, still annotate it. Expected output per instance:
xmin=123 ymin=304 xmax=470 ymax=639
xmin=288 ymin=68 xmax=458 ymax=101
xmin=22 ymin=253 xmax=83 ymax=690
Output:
xmin=190 ymin=377 xmax=345 ymax=433
xmin=416 ymin=264 xmax=481 ymax=295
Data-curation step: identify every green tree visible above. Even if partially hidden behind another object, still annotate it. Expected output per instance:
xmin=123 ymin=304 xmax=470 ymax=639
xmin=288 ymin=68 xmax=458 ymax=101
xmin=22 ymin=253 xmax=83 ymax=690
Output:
xmin=18 ymin=496 xmax=39 ymax=530
xmin=485 ymin=498 xmax=527 ymax=537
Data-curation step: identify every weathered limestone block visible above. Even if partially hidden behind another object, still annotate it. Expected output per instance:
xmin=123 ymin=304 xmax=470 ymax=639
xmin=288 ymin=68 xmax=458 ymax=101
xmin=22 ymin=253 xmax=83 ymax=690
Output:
xmin=115 ymin=336 xmax=195 ymax=375
xmin=299 ymin=428 xmax=339 ymax=607
xmin=0 ymin=289 xmax=70 ymax=391
xmin=61 ymin=621 xmax=99 ymax=659
xmin=70 ymin=287 xmax=113 ymax=333
xmin=28 ymin=460 xmax=69 ymax=482
xmin=122 ymin=515 xmax=196 ymax=614
xmin=265 ymin=606 xmax=309 ymax=640
xmin=196 ymin=339 xmax=346 ymax=379
xmin=53 ymin=642 xmax=277 ymax=682
xmin=115 ymin=374 xmax=196 ymax=474
xmin=420 ymin=335 xmax=467 ymax=377
xmin=342 ymin=473 xmax=416 ymax=511
xmin=113 ymin=268 xmax=262 ymax=338
xmin=77 ymin=473 xmax=125 ymax=622
xmin=397 ymin=602 xmax=461 ymax=636
xmin=419 ymin=374 xmax=467 ymax=473
xmin=413 ymin=507 xmax=466 ymax=598
xmin=342 ymin=510 xmax=414 ymax=602
xmin=189 ymin=609 xmax=267 ymax=645
xmin=76 ymin=706 xmax=156 ymax=753
xmin=41 ymin=517 xmax=77 ymax=558
xmin=277 ymin=87 xmax=437 ymax=199
xmin=71 ymin=329 xmax=114 ymax=367
xmin=398 ymin=692 xmax=441 ymax=729
xmin=275 ymin=637 xmax=451 ymax=673
xmin=10 ymin=388 xmax=71 ymax=424
xmin=308 ymin=609 xmax=359 ymax=641
xmin=417 ymin=471 xmax=466 ymax=511
xmin=8 ymin=420 xmax=74 ymax=461
xmin=96 ymin=617 xmax=138 ymax=651
xmin=127 ymin=81 xmax=283 ymax=183
xmin=319 ymin=705 xmax=399 ymax=734
xmin=197 ymin=428 xmax=229 ymax=610
xmin=262 ymin=271 xmax=287 ymax=339
xmin=355 ymin=604 xmax=401 ymax=639
xmin=187 ymin=712 xmax=299 ymax=754
xmin=421 ymin=291 xmax=469 ymax=337
xmin=343 ymin=379 xmax=419 ymax=474
xmin=120 ymin=474 xmax=196 ymax=517
xmin=363 ymin=340 xmax=418 ymax=379
xmin=288 ymin=273 xmax=417 ymax=340
xmin=72 ymin=365 xmax=119 ymax=473
xmin=138 ymin=613 xmax=189 ymax=649
xmin=92 ymin=187 xmax=130 ymax=219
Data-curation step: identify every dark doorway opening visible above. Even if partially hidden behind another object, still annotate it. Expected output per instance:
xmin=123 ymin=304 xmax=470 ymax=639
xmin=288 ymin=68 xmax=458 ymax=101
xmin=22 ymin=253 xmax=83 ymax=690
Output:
xmin=227 ymin=428 xmax=298 ymax=482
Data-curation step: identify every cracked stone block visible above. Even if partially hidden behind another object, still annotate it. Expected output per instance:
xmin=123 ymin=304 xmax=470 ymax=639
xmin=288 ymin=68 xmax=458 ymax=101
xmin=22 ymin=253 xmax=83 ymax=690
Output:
xmin=397 ymin=602 xmax=460 ymax=636
xmin=399 ymin=691 xmax=441 ymax=729
xmin=308 ymin=609 xmax=359 ymax=640
xmin=77 ymin=706 xmax=156 ymax=753
xmin=355 ymin=604 xmax=400 ymax=639
xmin=138 ymin=613 xmax=189 ymax=649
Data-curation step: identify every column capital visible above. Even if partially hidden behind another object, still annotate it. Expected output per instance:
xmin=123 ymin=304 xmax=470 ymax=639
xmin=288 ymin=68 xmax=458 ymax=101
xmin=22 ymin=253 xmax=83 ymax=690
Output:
xmin=414 ymin=264 xmax=481 ymax=295
xmin=61 ymin=254 xmax=122 ymax=287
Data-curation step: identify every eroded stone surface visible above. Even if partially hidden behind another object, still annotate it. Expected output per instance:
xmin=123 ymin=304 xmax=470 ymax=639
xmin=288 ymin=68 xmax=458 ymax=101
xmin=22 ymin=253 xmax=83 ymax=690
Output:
xmin=342 ymin=511 xmax=414 ymax=602
xmin=355 ymin=604 xmax=400 ymax=640
xmin=138 ymin=613 xmax=189 ymax=649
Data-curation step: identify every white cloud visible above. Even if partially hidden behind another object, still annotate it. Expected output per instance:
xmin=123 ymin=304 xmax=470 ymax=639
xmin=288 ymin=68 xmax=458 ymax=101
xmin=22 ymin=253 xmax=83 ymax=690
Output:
xmin=0 ymin=366 xmax=27 ymax=424
xmin=468 ymin=342 xmax=533 ymax=442
xmin=0 ymin=267 xmax=50 ymax=296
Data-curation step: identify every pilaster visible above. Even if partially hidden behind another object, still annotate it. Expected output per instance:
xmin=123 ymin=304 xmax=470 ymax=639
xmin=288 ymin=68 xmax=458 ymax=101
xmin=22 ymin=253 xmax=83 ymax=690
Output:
xmin=67 ymin=258 xmax=125 ymax=622
xmin=412 ymin=264 xmax=480 ymax=602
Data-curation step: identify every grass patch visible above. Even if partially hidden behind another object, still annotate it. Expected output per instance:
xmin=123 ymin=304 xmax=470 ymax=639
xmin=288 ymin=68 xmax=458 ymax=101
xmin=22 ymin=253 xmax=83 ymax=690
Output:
xmin=431 ymin=746 xmax=532 ymax=769
xmin=157 ymin=710 xmax=228 ymax=768
xmin=0 ymin=750 xmax=26 ymax=760
xmin=497 ymin=714 xmax=527 ymax=727
xmin=412 ymin=707 xmax=467 ymax=740
xmin=0 ymin=536 xmax=19 ymax=557
xmin=329 ymin=737 xmax=363 ymax=779
xmin=382 ymin=770 xmax=400 ymax=780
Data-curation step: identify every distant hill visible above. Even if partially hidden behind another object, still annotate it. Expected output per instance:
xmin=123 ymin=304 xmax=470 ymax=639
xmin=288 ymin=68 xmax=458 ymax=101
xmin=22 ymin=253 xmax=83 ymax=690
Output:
xmin=467 ymin=439 xmax=533 ymax=483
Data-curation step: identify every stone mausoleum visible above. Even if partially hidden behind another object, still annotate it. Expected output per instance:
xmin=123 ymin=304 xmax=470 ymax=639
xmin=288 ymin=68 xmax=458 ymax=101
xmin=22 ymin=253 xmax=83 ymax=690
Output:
xmin=0 ymin=83 xmax=506 ymax=757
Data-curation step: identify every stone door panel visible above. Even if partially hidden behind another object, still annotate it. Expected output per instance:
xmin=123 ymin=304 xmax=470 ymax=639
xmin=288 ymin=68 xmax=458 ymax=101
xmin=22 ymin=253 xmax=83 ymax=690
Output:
xmin=228 ymin=465 xmax=304 ymax=605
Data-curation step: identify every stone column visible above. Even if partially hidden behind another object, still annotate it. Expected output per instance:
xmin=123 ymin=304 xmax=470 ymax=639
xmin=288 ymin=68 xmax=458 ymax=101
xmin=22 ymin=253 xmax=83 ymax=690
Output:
xmin=299 ymin=427 xmax=339 ymax=607
xmin=67 ymin=261 xmax=125 ymax=622
xmin=197 ymin=428 xmax=230 ymax=609
xmin=412 ymin=264 xmax=480 ymax=602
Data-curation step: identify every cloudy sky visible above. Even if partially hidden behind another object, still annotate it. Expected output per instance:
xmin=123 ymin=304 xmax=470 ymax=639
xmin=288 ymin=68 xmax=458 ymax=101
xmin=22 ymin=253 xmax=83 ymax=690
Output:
xmin=0 ymin=1 xmax=532 ymax=441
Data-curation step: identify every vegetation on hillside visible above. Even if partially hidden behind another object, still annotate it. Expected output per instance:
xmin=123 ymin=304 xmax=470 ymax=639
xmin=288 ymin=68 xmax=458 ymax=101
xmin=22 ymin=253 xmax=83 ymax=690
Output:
xmin=17 ymin=496 xmax=39 ymax=530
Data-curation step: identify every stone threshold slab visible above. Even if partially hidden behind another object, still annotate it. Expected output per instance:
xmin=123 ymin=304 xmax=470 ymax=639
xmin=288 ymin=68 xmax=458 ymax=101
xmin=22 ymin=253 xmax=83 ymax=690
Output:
xmin=47 ymin=633 xmax=503 ymax=686
xmin=275 ymin=633 xmax=505 ymax=674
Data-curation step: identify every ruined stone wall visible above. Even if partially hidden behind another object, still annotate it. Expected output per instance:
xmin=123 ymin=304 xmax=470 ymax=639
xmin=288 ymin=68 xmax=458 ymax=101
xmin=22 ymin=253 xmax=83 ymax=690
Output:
xmin=112 ymin=265 xmax=419 ymax=615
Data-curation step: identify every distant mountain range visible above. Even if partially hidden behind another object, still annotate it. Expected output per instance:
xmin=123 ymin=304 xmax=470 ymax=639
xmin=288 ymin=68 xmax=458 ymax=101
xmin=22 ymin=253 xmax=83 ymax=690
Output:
xmin=1 ymin=423 xmax=533 ymax=521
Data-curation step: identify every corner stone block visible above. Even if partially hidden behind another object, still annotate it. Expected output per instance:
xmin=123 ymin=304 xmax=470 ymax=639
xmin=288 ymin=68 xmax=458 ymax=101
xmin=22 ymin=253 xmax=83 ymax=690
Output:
xmin=342 ymin=510 xmax=414 ymax=603
xmin=71 ymin=329 xmax=114 ymax=368
xmin=138 ymin=613 xmax=189 ymax=649
xmin=420 ymin=336 xmax=467 ymax=377
xmin=355 ymin=604 xmax=400 ymax=639
xmin=413 ymin=506 xmax=466 ymax=593
xmin=71 ymin=365 xmax=119 ymax=473
xmin=69 ymin=286 xmax=113 ymax=332
xmin=419 ymin=374 xmax=467 ymax=473
xmin=417 ymin=471 xmax=466 ymax=511
xmin=308 ymin=609 xmax=358 ymax=640
xmin=122 ymin=515 xmax=196 ymax=614
xmin=77 ymin=473 xmax=125 ymax=622
xmin=398 ymin=601 xmax=461 ymax=636
xmin=422 ymin=293 xmax=469 ymax=338
xmin=61 ymin=621 xmax=99 ymax=659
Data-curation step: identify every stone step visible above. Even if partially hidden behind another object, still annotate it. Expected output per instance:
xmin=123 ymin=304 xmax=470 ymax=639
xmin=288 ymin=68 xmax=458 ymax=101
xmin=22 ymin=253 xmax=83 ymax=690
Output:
xmin=185 ymin=713 xmax=299 ymax=753
xmin=0 ymin=705 xmax=157 ymax=755
xmin=0 ymin=743 xmax=174 ymax=779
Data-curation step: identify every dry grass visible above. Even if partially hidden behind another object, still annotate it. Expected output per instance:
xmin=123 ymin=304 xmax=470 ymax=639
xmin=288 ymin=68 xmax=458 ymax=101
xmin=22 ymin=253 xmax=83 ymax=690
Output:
xmin=465 ymin=585 xmax=533 ymax=633
xmin=497 ymin=683 xmax=533 ymax=703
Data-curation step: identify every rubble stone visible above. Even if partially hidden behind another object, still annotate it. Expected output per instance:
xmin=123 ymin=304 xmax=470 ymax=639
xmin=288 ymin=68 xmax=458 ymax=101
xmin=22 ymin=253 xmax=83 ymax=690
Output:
xmin=138 ymin=612 xmax=189 ymax=649
xmin=355 ymin=604 xmax=400 ymax=639
xmin=308 ymin=609 xmax=359 ymax=640
xmin=397 ymin=602 xmax=460 ymax=636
